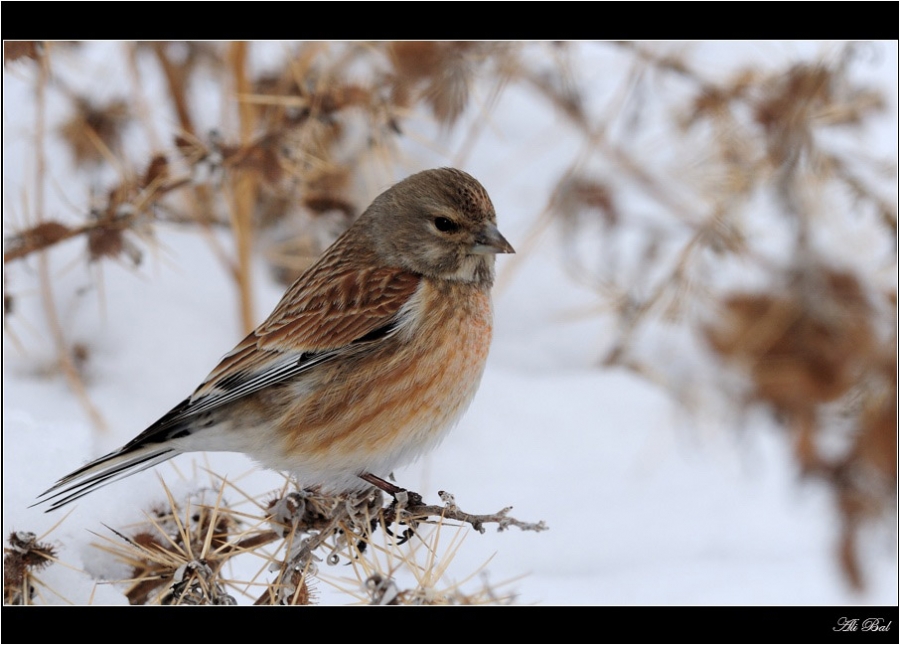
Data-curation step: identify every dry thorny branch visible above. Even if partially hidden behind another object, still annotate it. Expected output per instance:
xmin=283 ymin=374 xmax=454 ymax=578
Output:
xmin=5 ymin=41 xmax=549 ymax=607
xmin=538 ymin=43 xmax=896 ymax=588
xmin=3 ymin=531 xmax=58 ymax=605
xmin=86 ymin=481 xmax=545 ymax=606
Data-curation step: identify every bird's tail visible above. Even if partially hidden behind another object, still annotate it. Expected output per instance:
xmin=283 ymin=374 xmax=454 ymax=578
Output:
xmin=33 ymin=445 xmax=179 ymax=512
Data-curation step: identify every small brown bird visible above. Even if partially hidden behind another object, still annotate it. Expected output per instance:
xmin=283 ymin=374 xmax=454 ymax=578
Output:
xmin=36 ymin=168 xmax=514 ymax=511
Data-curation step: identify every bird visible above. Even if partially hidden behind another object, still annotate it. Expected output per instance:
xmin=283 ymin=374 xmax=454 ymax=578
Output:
xmin=35 ymin=167 xmax=514 ymax=512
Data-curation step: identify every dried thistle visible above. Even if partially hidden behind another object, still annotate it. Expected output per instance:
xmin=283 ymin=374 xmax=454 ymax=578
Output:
xmin=141 ymin=154 xmax=170 ymax=189
xmin=707 ymin=268 xmax=873 ymax=416
xmin=4 ymin=531 xmax=57 ymax=605
xmin=160 ymin=560 xmax=237 ymax=605
xmin=706 ymin=265 xmax=894 ymax=588
xmin=349 ymin=519 xmax=519 ymax=606
xmin=554 ymin=175 xmax=620 ymax=248
xmin=59 ymin=97 xmax=130 ymax=166
xmin=388 ymin=41 xmax=482 ymax=126
xmin=257 ymin=485 xmax=544 ymax=605
xmin=95 ymin=487 xmax=251 ymax=605
xmin=5 ymin=221 xmax=73 ymax=262
xmin=4 ymin=41 xmax=42 ymax=64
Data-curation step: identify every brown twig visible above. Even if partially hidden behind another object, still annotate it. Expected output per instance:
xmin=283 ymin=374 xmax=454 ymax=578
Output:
xmin=30 ymin=47 xmax=107 ymax=431
xmin=227 ymin=41 xmax=257 ymax=333
xmin=399 ymin=490 xmax=549 ymax=534
xmin=4 ymin=177 xmax=190 ymax=264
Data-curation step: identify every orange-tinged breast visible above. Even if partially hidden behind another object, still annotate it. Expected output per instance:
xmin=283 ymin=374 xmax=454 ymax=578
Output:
xmin=278 ymin=279 xmax=493 ymax=479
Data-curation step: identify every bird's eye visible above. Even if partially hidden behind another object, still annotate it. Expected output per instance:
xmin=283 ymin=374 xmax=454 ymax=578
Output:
xmin=434 ymin=217 xmax=459 ymax=233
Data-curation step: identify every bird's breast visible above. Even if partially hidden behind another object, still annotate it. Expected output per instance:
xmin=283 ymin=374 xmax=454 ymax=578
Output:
xmin=277 ymin=280 xmax=493 ymax=485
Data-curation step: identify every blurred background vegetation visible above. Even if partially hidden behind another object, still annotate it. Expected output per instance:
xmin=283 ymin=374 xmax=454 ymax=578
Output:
xmin=3 ymin=41 xmax=896 ymax=603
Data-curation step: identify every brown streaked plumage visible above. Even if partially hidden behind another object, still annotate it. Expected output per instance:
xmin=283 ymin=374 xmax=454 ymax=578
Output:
xmin=35 ymin=168 xmax=514 ymax=511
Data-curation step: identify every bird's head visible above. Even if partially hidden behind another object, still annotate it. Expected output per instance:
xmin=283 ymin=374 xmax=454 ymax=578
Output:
xmin=366 ymin=167 xmax=514 ymax=286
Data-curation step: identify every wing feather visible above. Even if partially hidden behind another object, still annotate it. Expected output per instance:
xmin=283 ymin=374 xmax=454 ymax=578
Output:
xmin=82 ymin=253 xmax=421 ymax=455
xmin=186 ymin=264 xmax=420 ymax=411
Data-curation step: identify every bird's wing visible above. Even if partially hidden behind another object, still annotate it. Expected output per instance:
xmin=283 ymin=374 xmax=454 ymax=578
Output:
xmin=183 ymin=265 xmax=421 ymax=417
xmin=36 ymin=266 xmax=421 ymax=512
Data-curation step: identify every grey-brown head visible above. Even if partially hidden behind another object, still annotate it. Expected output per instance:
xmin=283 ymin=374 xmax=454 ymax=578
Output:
xmin=362 ymin=168 xmax=514 ymax=286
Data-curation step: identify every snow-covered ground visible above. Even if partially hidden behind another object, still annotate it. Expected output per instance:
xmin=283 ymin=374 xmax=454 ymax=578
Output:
xmin=3 ymin=41 xmax=897 ymax=605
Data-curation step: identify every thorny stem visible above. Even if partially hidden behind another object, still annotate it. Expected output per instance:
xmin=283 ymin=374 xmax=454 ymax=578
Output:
xmin=151 ymin=41 xmax=240 ymax=310
xmin=125 ymin=43 xmax=162 ymax=153
xmin=3 ymin=177 xmax=191 ymax=264
xmin=32 ymin=46 xmax=107 ymax=432
xmin=394 ymin=490 xmax=549 ymax=534
xmin=260 ymin=487 xmax=546 ymax=605
xmin=152 ymin=42 xmax=196 ymax=137
xmin=262 ymin=509 xmax=346 ymax=605
xmin=227 ymin=41 xmax=258 ymax=334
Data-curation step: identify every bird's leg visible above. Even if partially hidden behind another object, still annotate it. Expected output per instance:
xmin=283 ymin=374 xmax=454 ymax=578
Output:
xmin=359 ymin=472 xmax=424 ymax=542
xmin=360 ymin=472 xmax=410 ymax=496
xmin=359 ymin=472 xmax=425 ymax=504
xmin=361 ymin=475 xmax=423 ymax=509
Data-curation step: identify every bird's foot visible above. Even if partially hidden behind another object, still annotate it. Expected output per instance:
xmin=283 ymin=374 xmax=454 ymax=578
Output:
xmin=359 ymin=472 xmax=423 ymax=507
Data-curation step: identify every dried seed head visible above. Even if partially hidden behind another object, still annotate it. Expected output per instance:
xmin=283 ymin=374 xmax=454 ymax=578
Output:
xmin=4 ymin=41 xmax=42 ymax=64
xmin=59 ymin=98 xmax=130 ymax=165
xmin=4 ymin=531 xmax=57 ymax=605
xmin=141 ymin=154 xmax=170 ymax=188
xmin=707 ymin=269 xmax=872 ymax=410
xmin=388 ymin=42 xmax=478 ymax=125
xmin=87 ymin=225 xmax=126 ymax=262
xmin=13 ymin=221 xmax=72 ymax=253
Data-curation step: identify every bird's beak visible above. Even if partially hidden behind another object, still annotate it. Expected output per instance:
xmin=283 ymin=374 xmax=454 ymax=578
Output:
xmin=471 ymin=223 xmax=515 ymax=255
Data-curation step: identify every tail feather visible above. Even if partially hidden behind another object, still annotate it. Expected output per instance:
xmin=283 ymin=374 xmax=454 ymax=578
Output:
xmin=33 ymin=446 xmax=179 ymax=512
